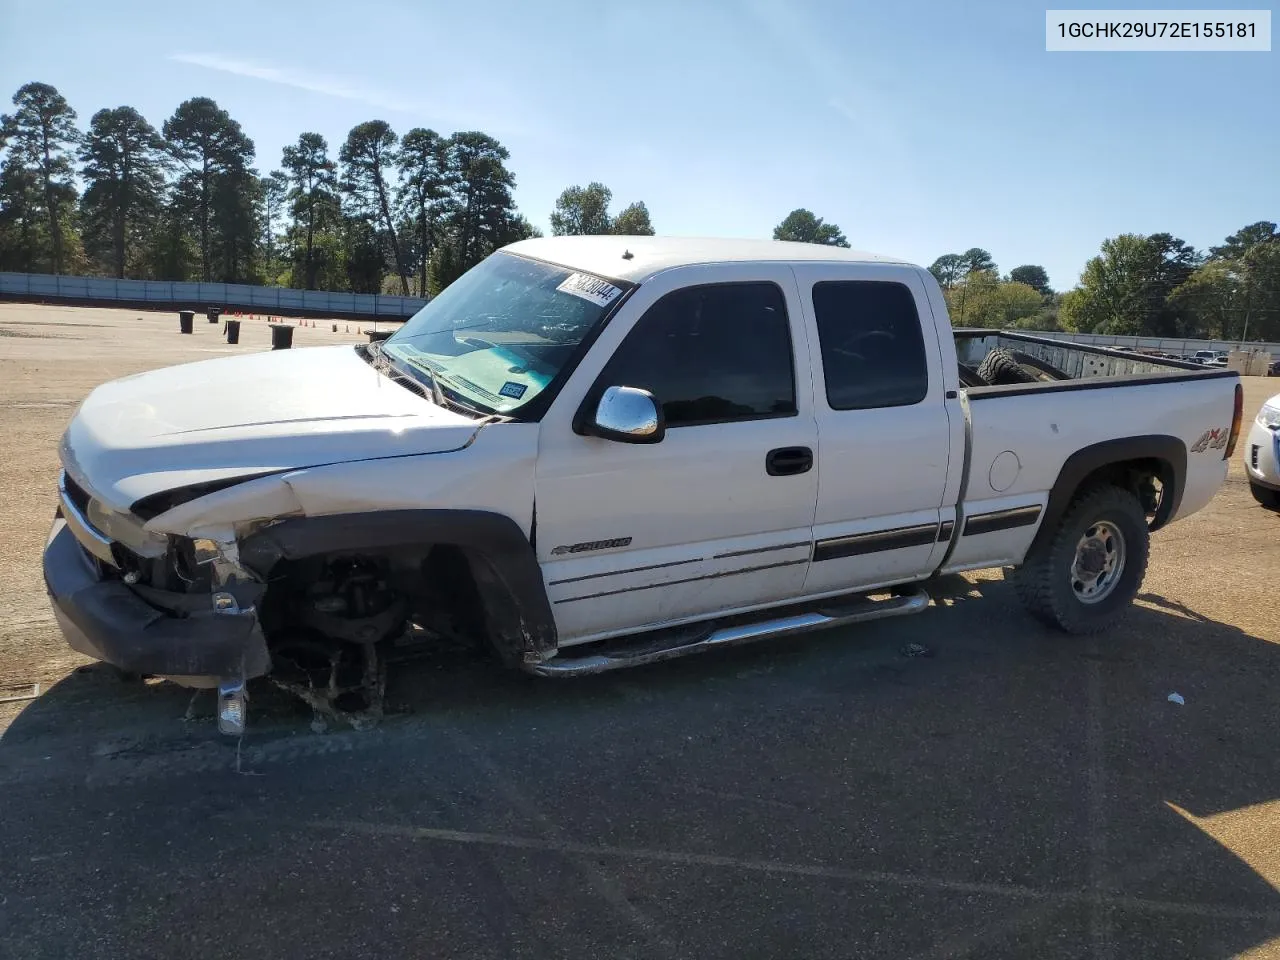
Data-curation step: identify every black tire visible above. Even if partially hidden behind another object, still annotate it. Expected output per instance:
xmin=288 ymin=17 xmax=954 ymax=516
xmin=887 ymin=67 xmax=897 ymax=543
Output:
xmin=976 ymin=348 xmax=1037 ymax=386
xmin=1250 ymin=480 xmax=1280 ymax=510
xmin=1007 ymin=350 xmax=1069 ymax=381
xmin=1010 ymin=485 xmax=1150 ymax=634
xmin=958 ymin=363 xmax=988 ymax=388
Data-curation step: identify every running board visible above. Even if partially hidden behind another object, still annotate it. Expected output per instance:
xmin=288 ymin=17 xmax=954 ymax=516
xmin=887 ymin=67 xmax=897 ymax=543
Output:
xmin=523 ymin=588 xmax=931 ymax=677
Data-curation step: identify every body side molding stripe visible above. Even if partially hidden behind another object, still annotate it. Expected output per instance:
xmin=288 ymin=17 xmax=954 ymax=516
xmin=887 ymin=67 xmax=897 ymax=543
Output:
xmin=548 ymin=540 xmax=812 ymax=587
xmin=962 ymin=505 xmax=1042 ymax=537
xmin=547 ymin=557 xmax=701 ymax=586
xmin=714 ymin=541 xmax=812 ymax=560
xmin=553 ymin=559 xmax=809 ymax=604
xmin=812 ymin=523 xmax=939 ymax=563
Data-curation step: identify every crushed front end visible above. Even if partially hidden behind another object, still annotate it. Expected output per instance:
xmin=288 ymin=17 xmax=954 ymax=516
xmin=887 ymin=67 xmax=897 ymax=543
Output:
xmin=43 ymin=469 xmax=269 ymax=731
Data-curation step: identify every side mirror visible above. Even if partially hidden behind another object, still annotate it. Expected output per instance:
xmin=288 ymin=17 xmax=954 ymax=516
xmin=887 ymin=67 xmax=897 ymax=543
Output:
xmin=584 ymin=386 xmax=665 ymax=444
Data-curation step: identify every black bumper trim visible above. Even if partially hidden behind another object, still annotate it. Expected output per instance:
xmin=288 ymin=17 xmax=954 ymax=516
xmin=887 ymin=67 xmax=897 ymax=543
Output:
xmin=43 ymin=520 xmax=269 ymax=679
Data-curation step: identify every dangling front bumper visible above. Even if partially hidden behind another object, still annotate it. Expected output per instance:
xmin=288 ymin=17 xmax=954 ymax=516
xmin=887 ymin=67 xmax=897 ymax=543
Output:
xmin=43 ymin=514 xmax=269 ymax=684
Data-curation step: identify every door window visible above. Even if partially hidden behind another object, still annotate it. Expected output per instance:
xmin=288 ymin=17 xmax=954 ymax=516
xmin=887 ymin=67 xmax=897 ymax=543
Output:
xmin=811 ymin=281 xmax=929 ymax=410
xmin=600 ymin=282 xmax=797 ymax=426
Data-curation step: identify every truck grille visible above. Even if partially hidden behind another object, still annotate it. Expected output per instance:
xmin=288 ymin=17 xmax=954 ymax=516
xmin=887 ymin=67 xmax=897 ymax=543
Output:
xmin=63 ymin=472 xmax=92 ymax=515
xmin=59 ymin=470 xmax=167 ymax=566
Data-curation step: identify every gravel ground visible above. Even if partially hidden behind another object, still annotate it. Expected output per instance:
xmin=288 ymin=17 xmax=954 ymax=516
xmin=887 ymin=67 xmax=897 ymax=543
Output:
xmin=1 ymin=302 xmax=1278 ymax=959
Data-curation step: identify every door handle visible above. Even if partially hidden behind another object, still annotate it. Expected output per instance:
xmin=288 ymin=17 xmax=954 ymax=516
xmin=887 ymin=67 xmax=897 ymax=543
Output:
xmin=766 ymin=446 xmax=813 ymax=477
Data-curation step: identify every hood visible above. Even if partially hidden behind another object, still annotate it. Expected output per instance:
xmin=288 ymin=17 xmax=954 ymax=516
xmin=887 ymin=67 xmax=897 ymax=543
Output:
xmin=61 ymin=344 xmax=481 ymax=508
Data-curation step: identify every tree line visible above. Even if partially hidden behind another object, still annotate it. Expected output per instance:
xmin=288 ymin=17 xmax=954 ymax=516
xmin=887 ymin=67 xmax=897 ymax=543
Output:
xmin=923 ymin=225 xmax=1280 ymax=343
xmin=3 ymin=81 xmax=1275 ymax=340
xmin=0 ymin=81 xmax=657 ymax=296
xmin=764 ymin=209 xmax=1280 ymax=345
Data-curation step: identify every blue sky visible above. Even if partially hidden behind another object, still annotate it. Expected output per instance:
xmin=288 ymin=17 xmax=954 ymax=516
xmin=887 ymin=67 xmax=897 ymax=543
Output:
xmin=1 ymin=0 xmax=1276 ymax=289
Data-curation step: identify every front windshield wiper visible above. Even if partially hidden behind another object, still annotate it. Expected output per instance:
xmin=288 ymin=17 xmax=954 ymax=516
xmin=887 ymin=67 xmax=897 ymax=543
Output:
xmin=401 ymin=355 xmax=501 ymax=419
xmin=431 ymin=373 xmax=494 ymax=419
xmin=402 ymin=354 xmax=445 ymax=408
xmin=366 ymin=341 xmax=450 ymax=410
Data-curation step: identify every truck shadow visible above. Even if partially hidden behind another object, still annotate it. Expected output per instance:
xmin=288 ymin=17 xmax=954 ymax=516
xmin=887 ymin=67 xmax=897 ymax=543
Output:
xmin=3 ymin=576 xmax=1279 ymax=958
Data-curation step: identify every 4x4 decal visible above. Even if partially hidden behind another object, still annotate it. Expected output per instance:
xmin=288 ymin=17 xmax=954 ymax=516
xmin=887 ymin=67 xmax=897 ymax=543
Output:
xmin=1190 ymin=427 xmax=1229 ymax=453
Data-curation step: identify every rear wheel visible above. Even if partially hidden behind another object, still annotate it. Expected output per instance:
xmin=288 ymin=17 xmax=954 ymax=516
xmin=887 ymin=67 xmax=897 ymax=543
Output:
xmin=1011 ymin=485 xmax=1150 ymax=634
xmin=1250 ymin=480 xmax=1280 ymax=510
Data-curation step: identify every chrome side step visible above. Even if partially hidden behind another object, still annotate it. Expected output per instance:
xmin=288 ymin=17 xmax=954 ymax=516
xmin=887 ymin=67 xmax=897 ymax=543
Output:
xmin=523 ymin=588 xmax=931 ymax=678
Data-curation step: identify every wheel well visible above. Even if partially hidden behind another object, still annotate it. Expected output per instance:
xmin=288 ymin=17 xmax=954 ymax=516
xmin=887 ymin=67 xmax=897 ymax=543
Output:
xmin=1029 ymin=438 xmax=1186 ymax=559
xmin=419 ymin=544 xmax=491 ymax=650
xmin=239 ymin=510 xmax=559 ymax=667
xmin=258 ymin=543 xmax=504 ymax=661
xmin=1073 ymin=457 xmax=1174 ymax=527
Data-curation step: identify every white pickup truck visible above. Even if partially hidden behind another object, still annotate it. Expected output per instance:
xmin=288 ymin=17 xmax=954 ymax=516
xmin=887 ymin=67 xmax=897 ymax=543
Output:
xmin=43 ymin=237 xmax=1245 ymax=733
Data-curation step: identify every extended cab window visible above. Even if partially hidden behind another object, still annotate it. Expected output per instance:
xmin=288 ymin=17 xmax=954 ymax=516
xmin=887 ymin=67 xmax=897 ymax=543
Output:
xmin=601 ymin=282 xmax=797 ymax=426
xmin=812 ymin=280 xmax=929 ymax=410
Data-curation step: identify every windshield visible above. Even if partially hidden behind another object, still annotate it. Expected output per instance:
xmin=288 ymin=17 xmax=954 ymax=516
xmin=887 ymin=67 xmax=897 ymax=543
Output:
xmin=382 ymin=252 xmax=627 ymax=415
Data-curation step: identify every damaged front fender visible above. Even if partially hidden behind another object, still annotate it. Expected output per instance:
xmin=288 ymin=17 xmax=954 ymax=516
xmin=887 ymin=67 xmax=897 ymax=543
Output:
xmin=142 ymin=473 xmax=305 ymax=538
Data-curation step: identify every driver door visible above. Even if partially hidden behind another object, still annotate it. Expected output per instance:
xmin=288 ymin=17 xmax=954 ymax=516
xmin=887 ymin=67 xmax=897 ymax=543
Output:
xmin=534 ymin=265 xmax=820 ymax=646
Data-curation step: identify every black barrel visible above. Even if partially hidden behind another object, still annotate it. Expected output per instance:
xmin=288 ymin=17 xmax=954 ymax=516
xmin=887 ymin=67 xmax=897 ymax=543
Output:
xmin=207 ymin=305 xmax=221 ymax=323
xmin=225 ymin=319 xmax=241 ymax=344
xmin=269 ymin=323 xmax=294 ymax=350
xmin=179 ymin=310 xmax=194 ymax=334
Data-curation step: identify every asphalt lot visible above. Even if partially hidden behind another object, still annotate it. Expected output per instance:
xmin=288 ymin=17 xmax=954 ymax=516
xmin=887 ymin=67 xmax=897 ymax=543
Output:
xmin=1 ymin=302 xmax=1278 ymax=959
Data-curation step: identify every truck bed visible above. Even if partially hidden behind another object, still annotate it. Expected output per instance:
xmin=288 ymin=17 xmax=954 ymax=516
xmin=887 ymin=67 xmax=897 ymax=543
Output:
xmin=954 ymin=329 xmax=1219 ymax=385
xmin=941 ymin=328 xmax=1241 ymax=577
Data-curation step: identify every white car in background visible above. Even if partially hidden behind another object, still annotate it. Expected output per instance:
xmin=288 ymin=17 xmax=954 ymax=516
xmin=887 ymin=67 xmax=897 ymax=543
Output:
xmin=1246 ymin=393 xmax=1280 ymax=509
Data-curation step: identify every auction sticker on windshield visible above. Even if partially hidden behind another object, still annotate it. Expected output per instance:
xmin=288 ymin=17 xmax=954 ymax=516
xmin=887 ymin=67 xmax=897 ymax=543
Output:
xmin=557 ymin=272 xmax=623 ymax=307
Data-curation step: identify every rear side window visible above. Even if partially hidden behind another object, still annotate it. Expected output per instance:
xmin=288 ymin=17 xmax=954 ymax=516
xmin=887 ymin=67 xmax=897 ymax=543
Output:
xmin=812 ymin=281 xmax=929 ymax=410
xmin=600 ymin=282 xmax=797 ymax=426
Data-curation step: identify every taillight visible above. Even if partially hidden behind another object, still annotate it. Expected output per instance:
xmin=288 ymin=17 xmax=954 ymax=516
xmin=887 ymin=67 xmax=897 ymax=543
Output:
xmin=1224 ymin=382 xmax=1243 ymax=460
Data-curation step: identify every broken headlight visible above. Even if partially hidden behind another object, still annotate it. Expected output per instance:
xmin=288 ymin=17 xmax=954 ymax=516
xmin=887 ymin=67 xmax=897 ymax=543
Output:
xmin=85 ymin=498 xmax=168 ymax=558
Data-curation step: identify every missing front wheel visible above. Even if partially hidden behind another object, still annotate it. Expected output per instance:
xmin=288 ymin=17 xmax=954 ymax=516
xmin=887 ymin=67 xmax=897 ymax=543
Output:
xmin=268 ymin=636 xmax=388 ymax=732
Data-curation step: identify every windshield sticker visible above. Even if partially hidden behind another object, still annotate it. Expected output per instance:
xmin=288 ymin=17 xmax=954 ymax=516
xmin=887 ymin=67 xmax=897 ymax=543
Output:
xmin=556 ymin=272 xmax=623 ymax=307
xmin=499 ymin=381 xmax=528 ymax=400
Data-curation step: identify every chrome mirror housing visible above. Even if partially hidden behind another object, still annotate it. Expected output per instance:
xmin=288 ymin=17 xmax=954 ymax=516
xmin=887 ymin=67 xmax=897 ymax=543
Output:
xmin=587 ymin=386 xmax=665 ymax=444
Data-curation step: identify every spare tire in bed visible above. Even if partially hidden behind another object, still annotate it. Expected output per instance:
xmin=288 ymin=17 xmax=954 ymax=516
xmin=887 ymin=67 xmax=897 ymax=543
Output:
xmin=977 ymin=348 xmax=1037 ymax=385
xmin=1007 ymin=350 xmax=1070 ymax=381
xmin=958 ymin=363 xmax=988 ymax=388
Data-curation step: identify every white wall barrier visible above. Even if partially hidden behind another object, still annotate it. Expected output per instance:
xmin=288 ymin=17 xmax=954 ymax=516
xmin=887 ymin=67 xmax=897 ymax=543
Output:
xmin=0 ymin=272 xmax=428 ymax=320
xmin=1012 ymin=328 xmax=1280 ymax=358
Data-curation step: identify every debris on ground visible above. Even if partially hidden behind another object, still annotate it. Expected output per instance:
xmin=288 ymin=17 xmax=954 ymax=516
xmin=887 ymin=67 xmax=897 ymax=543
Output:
xmin=1168 ymin=692 xmax=1186 ymax=705
xmin=0 ymin=683 xmax=41 ymax=703
xmin=901 ymin=643 xmax=934 ymax=658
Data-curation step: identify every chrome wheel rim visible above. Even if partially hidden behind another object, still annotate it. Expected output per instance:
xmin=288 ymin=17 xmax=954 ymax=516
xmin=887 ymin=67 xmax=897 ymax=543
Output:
xmin=1071 ymin=520 xmax=1126 ymax=605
